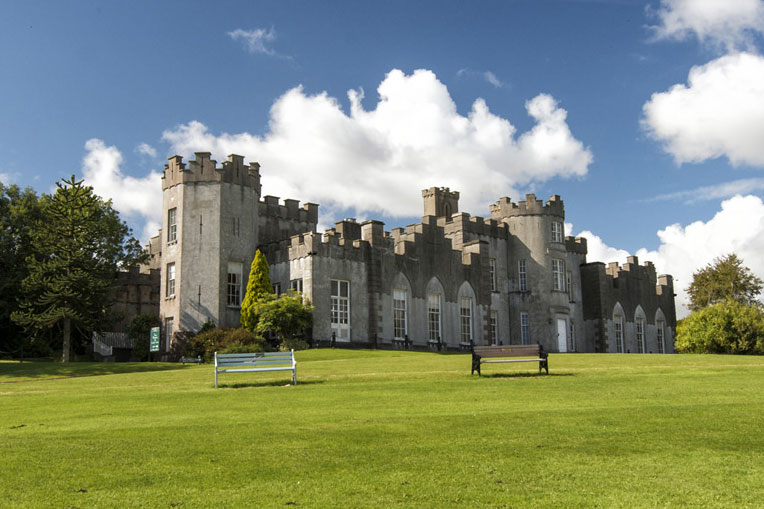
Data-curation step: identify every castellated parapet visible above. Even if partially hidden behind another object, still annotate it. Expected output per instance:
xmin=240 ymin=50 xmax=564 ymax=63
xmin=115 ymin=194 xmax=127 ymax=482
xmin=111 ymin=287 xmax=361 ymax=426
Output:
xmin=162 ymin=152 xmax=261 ymax=192
xmin=565 ymin=236 xmax=588 ymax=255
xmin=490 ymin=193 xmax=565 ymax=219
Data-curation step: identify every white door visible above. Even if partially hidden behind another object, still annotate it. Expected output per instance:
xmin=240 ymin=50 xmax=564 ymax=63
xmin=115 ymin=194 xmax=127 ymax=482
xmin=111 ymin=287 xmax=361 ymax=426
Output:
xmin=557 ymin=318 xmax=568 ymax=353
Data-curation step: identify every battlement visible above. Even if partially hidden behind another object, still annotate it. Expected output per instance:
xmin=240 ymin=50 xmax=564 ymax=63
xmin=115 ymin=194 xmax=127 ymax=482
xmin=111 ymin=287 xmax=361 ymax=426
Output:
xmin=565 ymin=235 xmax=588 ymax=255
xmin=258 ymin=195 xmax=319 ymax=224
xmin=161 ymin=152 xmax=261 ymax=191
xmin=605 ymin=256 xmax=658 ymax=283
xmin=490 ymin=193 xmax=565 ymax=219
xmin=441 ymin=211 xmax=509 ymax=239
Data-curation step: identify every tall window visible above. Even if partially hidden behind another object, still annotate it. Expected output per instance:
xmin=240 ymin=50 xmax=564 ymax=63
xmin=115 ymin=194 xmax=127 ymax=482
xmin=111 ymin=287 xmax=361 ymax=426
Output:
xmin=167 ymin=208 xmax=177 ymax=243
xmin=521 ymin=312 xmax=530 ymax=344
xmin=614 ymin=315 xmax=624 ymax=353
xmin=164 ymin=317 xmax=174 ymax=351
xmin=518 ymin=259 xmax=527 ymax=292
xmin=490 ymin=310 xmax=498 ymax=345
xmin=331 ymin=279 xmax=350 ymax=340
xmin=569 ymin=320 xmax=575 ymax=352
xmin=551 ymin=221 xmax=564 ymax=243
xmin=657 ymin=320 xmax=665 ymax=354
xmin=460 ymin=297 xmax=473 ymax=343
xmin=393 ymin=289 xmax=407 ymax=340
xmin=552 ymin=259 xmax=565 ymax=291
xmin=566 ymin=271 xmax=573 ymax=301
xmin=232 ymin=217 xmax=240 ymax=236
xmin=272 ymin=282 xmax=281 ymax=295
xmin=227 ymin=262 xmax=242 ymax=306
xmin=489 ymin=258 xmax=497 ymax=292
xmin=636 ymin=318 xmax=645 ymax=353
xmin=290 ymin=279 xmax=303 ymax=293
xmin=427 ymin=293 xmax=441 ymax=342
xmin=166 ymin=262 xmax=176 ymax=297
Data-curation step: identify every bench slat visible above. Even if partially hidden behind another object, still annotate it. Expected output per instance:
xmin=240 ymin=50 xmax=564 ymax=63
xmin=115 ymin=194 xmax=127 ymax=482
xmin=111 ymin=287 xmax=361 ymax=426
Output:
xmin=214 ymin=350 xmax=297 ymax=388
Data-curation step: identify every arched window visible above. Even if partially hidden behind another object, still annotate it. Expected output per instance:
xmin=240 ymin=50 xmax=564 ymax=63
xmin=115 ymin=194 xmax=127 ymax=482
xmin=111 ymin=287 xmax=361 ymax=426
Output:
xmin=458 ymin=282 xmax=477 ymax=345
xmin=635 ymin=305 xmax=646 ymax=353
xmin=655 ymin=308 xmax=666 ymax=354
xmin=425 ymin=277 xmax=445 ymax=344
xmin=392 ymin=273 xmax=412 ymax=341
xmin=613 ymin=302 xmax=625 ymax=353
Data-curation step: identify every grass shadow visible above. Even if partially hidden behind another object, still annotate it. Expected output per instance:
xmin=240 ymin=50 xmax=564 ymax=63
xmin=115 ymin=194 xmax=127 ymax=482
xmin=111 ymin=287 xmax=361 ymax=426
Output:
xmin=216 ymin=379 xmax=326 ymax=389
xmin=477 ymin=372 xmax=575 ymax=379
xmin=0 ymin=361 xmax=191 ymax=382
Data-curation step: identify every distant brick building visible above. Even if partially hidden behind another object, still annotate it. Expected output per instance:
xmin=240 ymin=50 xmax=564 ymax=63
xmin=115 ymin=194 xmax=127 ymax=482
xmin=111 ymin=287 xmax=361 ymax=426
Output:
xmin=143 ymin=152 xmax=676 ymax=353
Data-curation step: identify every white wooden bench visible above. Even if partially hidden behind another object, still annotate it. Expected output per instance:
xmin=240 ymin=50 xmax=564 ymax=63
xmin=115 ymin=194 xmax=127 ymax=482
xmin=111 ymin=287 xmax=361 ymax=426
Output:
xmin=214 ymin=351 xmax=297 ymax=388
xmin=471 ymin=344 xmax=549 ymax=376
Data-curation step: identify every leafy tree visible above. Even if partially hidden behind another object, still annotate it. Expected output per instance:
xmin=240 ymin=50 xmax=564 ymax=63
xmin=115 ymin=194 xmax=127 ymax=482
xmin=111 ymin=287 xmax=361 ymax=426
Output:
xmin=254 ymin=293 xmax=313 ymax=350
xmin=11 ymin=175 xmax=145 ymax=362
xmin=687 ymin=254 xmax=763 ymax=311
xmin=675 ymin=299 xmax=764 ymax=355
xmin=240 ymin=249 xmax=274 ymax=331
xmin=0 ymin=183 xmax=43 ymax=355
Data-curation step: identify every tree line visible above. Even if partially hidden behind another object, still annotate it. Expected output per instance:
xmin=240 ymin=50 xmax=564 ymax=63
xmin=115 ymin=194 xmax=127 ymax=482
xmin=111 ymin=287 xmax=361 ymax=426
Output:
xmin=1 ymin=177 xmax=145 ymax=361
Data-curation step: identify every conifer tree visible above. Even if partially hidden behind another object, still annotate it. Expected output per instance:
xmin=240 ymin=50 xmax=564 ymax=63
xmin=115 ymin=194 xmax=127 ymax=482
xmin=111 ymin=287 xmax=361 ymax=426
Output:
xmin=240 ymin=249 xmax=274 ymax=331
xmin=11 ymin=175 xmax=145 ymax=361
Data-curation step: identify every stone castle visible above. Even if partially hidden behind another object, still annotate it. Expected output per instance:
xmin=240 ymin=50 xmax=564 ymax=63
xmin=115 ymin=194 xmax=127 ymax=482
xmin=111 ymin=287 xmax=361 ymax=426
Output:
xmin=129 ymin=152 xmax=675 ymax=354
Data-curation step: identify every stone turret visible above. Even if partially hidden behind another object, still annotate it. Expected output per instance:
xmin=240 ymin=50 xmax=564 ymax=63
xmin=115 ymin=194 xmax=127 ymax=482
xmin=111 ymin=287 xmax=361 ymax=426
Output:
xmin=422 ymin=187 xmax=459 ymax=218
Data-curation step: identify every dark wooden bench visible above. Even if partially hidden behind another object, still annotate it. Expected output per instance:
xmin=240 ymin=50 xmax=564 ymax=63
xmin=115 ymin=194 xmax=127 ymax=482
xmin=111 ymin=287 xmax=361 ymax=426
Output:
xmin=471 ymin=344 xmax=549 ymax=376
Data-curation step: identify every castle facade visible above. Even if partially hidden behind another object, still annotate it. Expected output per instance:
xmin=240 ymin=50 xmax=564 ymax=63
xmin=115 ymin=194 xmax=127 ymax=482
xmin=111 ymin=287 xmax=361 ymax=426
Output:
xmin=146 ymin=152 xmax=676 ymax=354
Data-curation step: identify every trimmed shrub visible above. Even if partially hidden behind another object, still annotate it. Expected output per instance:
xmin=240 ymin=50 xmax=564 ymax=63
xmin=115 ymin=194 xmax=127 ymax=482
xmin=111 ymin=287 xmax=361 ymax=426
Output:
xmin=676 ymin=299 xmax=764 ymax=354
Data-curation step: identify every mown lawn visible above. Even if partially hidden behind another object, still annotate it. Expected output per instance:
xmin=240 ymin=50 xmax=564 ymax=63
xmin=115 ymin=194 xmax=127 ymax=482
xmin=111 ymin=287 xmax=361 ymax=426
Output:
xmin=2 ymin=350 xmax=764 ymax=508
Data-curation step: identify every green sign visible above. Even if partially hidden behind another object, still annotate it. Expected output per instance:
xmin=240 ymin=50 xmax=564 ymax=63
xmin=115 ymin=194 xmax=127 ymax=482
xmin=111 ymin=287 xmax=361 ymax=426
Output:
xmin=150 ymin=327 xmax=160 ymax=352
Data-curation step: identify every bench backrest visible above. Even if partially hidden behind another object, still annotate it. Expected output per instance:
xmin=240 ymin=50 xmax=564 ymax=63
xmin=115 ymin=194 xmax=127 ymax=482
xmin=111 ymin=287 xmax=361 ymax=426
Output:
xmin=473 ymin=345 xmax=541 ymax=358
xmin=215 ymin=351 xmax=295 ymax=369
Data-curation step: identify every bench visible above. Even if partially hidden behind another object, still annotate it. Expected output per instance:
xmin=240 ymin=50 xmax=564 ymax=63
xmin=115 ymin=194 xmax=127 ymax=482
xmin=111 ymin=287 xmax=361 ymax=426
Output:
xmin=214 ymin=350 xmax=297 ymax=388
xmin=471 ymin=344 xmax=549 ymax=376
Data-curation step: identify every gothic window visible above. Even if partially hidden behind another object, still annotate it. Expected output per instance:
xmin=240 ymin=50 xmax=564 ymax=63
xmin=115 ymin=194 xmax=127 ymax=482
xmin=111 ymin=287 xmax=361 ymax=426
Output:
xmin=427 ymin=293 xmax=441 ymax=342
xmin=393 ymin=289 xmax=408 ymax=340
xmin=657 ymin=319 xmax=665 ymax=354
xmin=460 ymin=296 xmax=473 ymax=344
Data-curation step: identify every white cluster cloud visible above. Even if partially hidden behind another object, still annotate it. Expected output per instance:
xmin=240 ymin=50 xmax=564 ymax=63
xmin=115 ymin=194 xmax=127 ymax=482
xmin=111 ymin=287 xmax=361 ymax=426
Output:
xmin=228 ymin=27 xmax=278 ymax=56
xmin=81 ymin=139 xmax=162 ymax=241
xmin=162 ymin=69 xmax=592 ymax=218
xmin=575 ymin=194 xmax=764 ymax=318
xmin=0 ymin=172 xmax=11 ymax=184
xmin=650 ymin=0 xmax=764 ymax=51
xmin=642 ymin=52 xmax=764 ymax=166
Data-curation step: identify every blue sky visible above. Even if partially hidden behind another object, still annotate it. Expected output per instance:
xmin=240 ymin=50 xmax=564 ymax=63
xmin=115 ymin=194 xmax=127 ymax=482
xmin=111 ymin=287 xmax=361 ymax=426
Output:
xmin=3 ymin=0 xmax=764 ymax=315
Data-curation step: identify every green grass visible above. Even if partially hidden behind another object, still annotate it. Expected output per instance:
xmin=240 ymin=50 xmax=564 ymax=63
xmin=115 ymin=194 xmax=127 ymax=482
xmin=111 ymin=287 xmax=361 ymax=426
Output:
xmin=2 ymin=350 xmax=764 ymax=508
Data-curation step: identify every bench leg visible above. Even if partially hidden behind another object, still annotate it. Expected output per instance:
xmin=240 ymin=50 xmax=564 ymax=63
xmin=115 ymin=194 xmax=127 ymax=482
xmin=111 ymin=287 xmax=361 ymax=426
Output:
xmin=292 ymin=368 xmax=297 ymax=386
xmin=214 ymin=369 xmax=218 ymax=388
xmin=539 ymin=359 xmax=549 ymax=374
xmin=471 ymin=356 xmax=481 ymax=376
